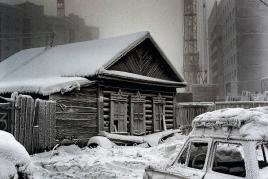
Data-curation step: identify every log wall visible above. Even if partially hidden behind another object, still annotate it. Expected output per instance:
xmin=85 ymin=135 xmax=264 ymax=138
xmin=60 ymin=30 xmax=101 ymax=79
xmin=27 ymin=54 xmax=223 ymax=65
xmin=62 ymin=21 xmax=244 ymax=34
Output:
xmin=50 ymin=88 xmax=98 ymax=144
xmin=101 ymin=86 xmax=176 ymax=134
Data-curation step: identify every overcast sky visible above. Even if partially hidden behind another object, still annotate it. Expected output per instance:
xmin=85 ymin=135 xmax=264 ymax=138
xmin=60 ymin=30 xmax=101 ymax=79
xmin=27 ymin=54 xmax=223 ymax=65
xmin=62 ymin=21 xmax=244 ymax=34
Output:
xmin=0 ymin=0 xmax=216 ymax=75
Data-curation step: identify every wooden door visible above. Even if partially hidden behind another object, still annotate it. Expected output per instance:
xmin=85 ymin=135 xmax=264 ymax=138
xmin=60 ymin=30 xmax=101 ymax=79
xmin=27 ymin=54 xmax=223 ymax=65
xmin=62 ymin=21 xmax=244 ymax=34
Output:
xmin=153 ymin=96 xmax=165 ymax=132
xmin=110 ymin=92 xmax=128 ymax=133
xmin=130 ymin=94 xmax=146 ymax=135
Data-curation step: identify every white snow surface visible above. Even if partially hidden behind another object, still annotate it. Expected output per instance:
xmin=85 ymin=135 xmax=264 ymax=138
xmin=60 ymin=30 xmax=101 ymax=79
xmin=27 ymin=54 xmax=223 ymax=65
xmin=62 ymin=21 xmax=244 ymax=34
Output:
xmin=0 ymin=130 xmax=32 ymax=178
xmin=0 ymin=77 xmax=91 ymax=95
xmin=31 ymin=133 xmax=186 ymax=179
xmin=99 ymin=69 xmax=186 ymax=85
xmin=192 ymin=107 xmax=268 ymax=140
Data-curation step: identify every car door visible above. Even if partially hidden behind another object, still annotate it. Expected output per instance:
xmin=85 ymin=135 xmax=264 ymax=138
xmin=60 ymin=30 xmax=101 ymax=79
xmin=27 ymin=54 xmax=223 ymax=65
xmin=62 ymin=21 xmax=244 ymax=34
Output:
xmin=204 ymin=141 xmax=247 ymax=179
xmin=165 ymin=138 xmax=212 ymax=179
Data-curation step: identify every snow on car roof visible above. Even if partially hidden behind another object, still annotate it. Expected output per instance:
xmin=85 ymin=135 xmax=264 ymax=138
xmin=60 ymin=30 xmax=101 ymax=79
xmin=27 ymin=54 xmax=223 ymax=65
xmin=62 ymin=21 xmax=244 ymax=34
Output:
xmin=191 ymin=107 xmax=268 ymax=140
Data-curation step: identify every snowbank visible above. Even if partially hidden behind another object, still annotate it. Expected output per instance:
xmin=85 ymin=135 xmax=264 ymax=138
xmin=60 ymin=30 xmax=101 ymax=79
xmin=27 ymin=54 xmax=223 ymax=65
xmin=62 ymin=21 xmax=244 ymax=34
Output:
xmin=31 ymin=133 xmax=186 ymax=178
xmin=192 ymin=107 xmax=268 ymax=140
xmin=0 ymin=130 xmax=32 ymax=178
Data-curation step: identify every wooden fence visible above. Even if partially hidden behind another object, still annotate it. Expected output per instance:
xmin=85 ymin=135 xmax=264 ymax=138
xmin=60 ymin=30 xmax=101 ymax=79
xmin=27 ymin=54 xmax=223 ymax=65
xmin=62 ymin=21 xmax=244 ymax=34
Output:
xmin=176 ymin=101 xmax=268 ymax=131
xmin=0 ymin=94 xmax=56 ymax=154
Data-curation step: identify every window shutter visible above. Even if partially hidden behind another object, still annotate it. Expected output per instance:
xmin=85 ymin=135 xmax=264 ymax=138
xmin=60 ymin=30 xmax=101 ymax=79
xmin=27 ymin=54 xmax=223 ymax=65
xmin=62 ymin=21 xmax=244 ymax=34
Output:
xmin=110 ymin=91 xmax=128 ymax=133
xmin=153 ymin=94 xmax=165 ymax=132
xmin=130 ymin=92 xmax=146 ymax=135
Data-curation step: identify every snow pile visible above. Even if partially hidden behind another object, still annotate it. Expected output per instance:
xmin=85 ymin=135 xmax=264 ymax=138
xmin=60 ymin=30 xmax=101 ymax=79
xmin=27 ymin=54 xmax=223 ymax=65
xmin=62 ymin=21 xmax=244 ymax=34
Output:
xmin=0 ymin=130 xmax=32 ymax=179
xmin=192 ymin=107 xmax=268 ymax=140
xmin=31 ymin=133 xmax=186 ymax=179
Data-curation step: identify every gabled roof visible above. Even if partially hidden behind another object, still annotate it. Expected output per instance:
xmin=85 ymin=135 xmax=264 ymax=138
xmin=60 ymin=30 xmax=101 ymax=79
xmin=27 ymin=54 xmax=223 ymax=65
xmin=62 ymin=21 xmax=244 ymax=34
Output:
xmin=0 ymin=31 xmax=185 ymax=95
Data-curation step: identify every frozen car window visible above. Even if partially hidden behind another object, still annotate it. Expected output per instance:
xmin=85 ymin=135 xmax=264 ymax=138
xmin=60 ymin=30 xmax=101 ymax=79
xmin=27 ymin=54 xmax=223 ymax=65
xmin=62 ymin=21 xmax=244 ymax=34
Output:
xmin=212 ymin=142 xmax=246 ymax=178
xmin=256 ymin=142 xmax=268 ymax=169
xmin=187 ymin=142 xmax=208 ymax=170
xmin=178 ymin=143 xmax=189 ymax=165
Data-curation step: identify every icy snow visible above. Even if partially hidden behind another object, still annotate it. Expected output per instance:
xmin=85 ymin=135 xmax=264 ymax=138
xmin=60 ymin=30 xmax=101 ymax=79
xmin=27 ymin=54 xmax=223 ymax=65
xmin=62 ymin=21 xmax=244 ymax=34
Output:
xmin=98 ymin=69 xmax=186 ymax=86
xmin=0 ymin=77 xmax=91 ymax=95
xmin=0 ymin=130 xmax=32 ymax=178
xmin=192 ymin=107 xmax=268 ymax=140
xmin=31 ymin=133 xmax=186 ymax=179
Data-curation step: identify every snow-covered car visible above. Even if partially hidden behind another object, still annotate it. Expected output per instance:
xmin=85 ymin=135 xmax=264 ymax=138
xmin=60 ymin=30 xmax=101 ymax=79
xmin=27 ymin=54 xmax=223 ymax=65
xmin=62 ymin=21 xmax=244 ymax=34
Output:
xmin=87 ymin=129 xmax=181 ymax=148
xmin=144 ymin=107 xmax=268 ymax=179
xmin=0 ymin=130 xmax=32 ymax=179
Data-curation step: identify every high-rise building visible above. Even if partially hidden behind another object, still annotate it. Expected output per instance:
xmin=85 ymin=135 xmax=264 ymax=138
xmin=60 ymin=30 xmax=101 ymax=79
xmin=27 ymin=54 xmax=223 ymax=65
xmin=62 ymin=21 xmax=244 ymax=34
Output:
xmin=183 ymin=0 xmax=209 ymax=88
xmin=0 ymin=3 xmax=23 ymax=61
xmin=0 ymin=1 xmax=98 ymax=62
xmin=208 ymin=1 xmax=224 ymax=100
xmin=208 ymin=0 xmax=268 ymax=98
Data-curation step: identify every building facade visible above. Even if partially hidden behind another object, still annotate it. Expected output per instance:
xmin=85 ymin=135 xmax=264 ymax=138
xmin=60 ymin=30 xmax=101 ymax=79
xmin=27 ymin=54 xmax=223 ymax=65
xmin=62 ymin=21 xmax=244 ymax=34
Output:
xmin=208 ymin=0 xmax=268 ymax=98
xmin=0 ymin=1 xmax=97 ymax=62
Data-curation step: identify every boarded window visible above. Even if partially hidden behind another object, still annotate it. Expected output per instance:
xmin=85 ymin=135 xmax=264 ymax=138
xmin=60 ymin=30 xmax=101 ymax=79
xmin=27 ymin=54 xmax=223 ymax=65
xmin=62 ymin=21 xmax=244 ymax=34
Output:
xmin=153 ymin=96 xmax=165 ymax=132
xmin=130 ymin=93 xmax=146 ymax=135
xmin=110 ymin=92 xmax=128 ymax=133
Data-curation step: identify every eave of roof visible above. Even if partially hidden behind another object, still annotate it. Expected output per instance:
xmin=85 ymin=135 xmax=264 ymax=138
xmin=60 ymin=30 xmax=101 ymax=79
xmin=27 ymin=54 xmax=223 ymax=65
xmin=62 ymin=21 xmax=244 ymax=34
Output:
xmin=97 ymin=70 xmax=186 ymax=88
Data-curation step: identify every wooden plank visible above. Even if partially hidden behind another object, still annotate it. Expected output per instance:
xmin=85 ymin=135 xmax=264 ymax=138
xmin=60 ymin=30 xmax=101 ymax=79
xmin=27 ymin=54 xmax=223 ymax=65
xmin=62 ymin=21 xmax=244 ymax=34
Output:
xmin=33 ymin=100 xmax=39 ymax=153
xmin=19 ymin=96 xmax=26 ymax=145
xmin=98 ymin=86 xmax=104 ymax=132
xmin=56 ymin=112 xmax=97 ymax=120
xmin=56 ymin=106 xmax=97 ymax=113
xmin=10 ymin=100 xmax=15 ymax=135
xmin=56 ymin=119 xmax=98 ymax=128
xmin=25 ymin=96 xmax=34 ymax=153
xmin=50 ymin=101 xmax=56 ymax=148
xmin=45 ymin=101 xmax=49 ymax=149
xmin=38 ymin=100 xmax=46 ymax=149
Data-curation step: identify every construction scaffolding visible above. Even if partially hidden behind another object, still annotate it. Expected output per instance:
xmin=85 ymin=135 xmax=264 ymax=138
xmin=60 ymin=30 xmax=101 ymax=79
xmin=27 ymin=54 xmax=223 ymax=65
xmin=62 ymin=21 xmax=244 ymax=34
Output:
xmin=183 ymin=0 xmax=200 ymax=88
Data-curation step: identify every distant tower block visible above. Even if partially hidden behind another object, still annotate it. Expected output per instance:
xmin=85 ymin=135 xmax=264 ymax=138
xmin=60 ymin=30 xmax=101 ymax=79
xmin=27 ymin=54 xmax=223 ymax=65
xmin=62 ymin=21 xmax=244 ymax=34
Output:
xmin=57 ymin=0 xmax=65 ymax=17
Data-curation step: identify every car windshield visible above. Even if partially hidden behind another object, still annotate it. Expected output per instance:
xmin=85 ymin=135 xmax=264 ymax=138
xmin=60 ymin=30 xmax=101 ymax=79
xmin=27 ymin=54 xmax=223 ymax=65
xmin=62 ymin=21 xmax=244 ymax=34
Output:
xmin=256 ymin=142 xmax=268 ymax=169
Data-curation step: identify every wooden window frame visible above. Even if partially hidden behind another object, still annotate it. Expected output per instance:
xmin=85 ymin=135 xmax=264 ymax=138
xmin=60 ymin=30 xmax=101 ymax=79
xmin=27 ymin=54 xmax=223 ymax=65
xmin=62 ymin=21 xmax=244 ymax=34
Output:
xmin=110 ymin=91 xmax=128 ymax=133
xmin=130 ymin=92 xmax=146 ymax=135
xmin=153 ymin=95 xmax=165 ymax=132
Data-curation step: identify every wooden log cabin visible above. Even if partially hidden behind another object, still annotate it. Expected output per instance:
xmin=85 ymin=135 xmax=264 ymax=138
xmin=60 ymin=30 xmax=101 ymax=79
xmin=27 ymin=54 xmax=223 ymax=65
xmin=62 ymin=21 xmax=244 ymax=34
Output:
xmin=0 ymin=32 xmax=186 ymax=144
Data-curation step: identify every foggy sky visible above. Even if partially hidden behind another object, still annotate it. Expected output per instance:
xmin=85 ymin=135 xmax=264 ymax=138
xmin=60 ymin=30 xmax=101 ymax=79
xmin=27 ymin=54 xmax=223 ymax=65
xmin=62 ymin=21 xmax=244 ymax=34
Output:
xmin=0 ymin=0 xmax=216 ymax=75
xmin=64 ymin=0 xmax=184 ymax=74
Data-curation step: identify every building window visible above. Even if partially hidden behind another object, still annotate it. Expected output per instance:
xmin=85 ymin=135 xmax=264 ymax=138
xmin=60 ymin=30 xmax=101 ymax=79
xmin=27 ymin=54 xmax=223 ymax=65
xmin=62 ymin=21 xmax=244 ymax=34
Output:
xmin=130 ymin=92 xmax=146 ymax=135
xmin=110 ymin=91 xmax=128 ymax=133
xmin=153 ymin=94 xmax=165 ymax=132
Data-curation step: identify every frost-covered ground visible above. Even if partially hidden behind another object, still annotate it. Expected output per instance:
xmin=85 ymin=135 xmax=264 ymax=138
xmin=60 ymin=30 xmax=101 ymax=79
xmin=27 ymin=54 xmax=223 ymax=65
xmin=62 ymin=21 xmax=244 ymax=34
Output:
xmin=31 ymin=134 xmax=186 ymax=179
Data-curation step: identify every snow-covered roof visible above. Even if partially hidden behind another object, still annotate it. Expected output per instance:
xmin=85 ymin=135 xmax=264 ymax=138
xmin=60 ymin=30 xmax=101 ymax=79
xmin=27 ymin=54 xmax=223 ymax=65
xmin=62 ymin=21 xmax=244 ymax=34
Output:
xmin=191 ymin=107 xmax=268 ymax=140
xmin=0 ymin=31 xmax=184 ymax=95
xmin=0 ymin=77 xmax=92 ymax=96
xmin=98 ymin=69 xmax=186 ymax=87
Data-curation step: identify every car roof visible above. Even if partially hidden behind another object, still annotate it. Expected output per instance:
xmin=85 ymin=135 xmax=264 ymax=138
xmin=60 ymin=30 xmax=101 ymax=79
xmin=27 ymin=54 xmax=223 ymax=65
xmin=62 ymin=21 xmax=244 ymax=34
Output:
xmin=190 ymin=107 xmax=268 ymax=141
